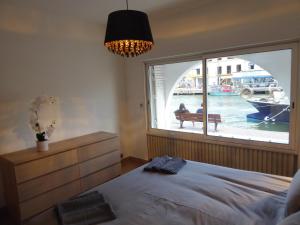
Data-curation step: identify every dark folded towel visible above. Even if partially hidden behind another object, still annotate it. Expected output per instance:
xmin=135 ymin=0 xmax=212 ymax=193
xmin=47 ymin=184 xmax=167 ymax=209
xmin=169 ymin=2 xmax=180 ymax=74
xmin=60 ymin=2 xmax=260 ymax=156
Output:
xmin=58 ymin=191 xmax=105 ymax=214
xmin=56 ymin=191 xmax=116 ymax=225
xmin=160 ymin=157 xmax=187 ymax=174
xmin=144 ymin=156 xmax=186 ymax=174
xmin=62 ymin=204 xmax=116 ymax=225
xmin=144 ymin=155 xmax=171 ymax=171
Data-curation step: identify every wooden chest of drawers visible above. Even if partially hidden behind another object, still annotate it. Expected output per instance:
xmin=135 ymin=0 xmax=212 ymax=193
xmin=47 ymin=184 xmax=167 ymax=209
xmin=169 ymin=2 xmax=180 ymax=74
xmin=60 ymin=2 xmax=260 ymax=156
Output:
xmin=0 ymin=132 xmax=121 ymax=225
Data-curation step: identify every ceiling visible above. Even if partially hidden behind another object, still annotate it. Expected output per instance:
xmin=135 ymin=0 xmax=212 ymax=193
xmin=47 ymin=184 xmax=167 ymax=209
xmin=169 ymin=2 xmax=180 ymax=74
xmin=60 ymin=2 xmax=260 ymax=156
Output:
xmin=1 ymin=0 xmax=299 ymax=44
xmin=1 ymin=0 xmax=187 ymax=24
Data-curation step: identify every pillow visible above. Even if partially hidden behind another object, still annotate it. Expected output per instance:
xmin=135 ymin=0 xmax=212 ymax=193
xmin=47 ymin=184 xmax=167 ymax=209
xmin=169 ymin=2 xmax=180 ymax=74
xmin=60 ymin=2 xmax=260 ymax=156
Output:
xmin=285 ymin=169 xmax=300 ymax=216
xmin=277 ymin=210 xmax=300 ymax=225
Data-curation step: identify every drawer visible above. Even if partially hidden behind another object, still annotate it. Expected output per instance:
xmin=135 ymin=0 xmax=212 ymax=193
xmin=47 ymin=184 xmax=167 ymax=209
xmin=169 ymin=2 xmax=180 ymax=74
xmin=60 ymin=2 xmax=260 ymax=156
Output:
xmin=20 ymin=180 xmax=81 ymax=220
xmin=18 ymin=165 xmax=80 ymax=202
xmin=15 ymin=150 xmax=78 ymax=184
xmin=81 ymin=163 xmax=121 ymax=192
xmin=79 ymin=150 xmax=120 ymax=177
xmin=78 ymin=138 xmax=119 ymax=162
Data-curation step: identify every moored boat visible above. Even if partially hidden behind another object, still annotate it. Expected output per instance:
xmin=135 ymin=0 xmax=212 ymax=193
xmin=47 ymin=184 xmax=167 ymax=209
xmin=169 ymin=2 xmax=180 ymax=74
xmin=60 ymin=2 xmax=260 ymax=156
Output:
xmin=209 ymin=84 xmax=240 ymax=96
xmin=247 ymin=99 xmax=290 ymax=123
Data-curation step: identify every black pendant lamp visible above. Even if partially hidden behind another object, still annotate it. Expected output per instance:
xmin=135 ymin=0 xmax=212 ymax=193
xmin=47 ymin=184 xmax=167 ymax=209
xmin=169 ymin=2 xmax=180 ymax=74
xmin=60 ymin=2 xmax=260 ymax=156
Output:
xmin=104 ymin=0 xmax=154 ymax=57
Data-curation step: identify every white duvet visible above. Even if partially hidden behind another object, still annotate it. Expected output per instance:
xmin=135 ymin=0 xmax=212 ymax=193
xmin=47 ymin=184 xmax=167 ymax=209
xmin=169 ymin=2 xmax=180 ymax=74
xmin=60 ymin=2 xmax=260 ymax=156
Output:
xmin=91 ymin=161 xmax=292 ymax=225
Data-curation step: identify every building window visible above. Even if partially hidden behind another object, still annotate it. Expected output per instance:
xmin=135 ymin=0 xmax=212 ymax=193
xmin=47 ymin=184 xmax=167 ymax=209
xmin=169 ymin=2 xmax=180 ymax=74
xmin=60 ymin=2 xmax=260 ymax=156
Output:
xmin=148 ymin=45 xmax=294 ymax=146
xmin=249 ymin=63 xmax=255 ymax=69
xmin=227 ymin=65 xmax=231 ymax=74
xmin=217 ymin=66 xmax=222 ymax=75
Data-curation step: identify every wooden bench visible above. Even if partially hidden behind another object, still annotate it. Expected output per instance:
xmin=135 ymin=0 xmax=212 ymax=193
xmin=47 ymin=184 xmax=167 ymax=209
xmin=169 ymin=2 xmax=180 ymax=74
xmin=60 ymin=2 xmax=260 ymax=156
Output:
xmin=175 ymin=112 xmax=222 ymax=131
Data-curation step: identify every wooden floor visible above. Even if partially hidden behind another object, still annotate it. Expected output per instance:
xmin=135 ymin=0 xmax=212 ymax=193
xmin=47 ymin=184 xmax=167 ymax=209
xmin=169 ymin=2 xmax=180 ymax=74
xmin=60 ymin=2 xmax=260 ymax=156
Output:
xmin=121 ymin=157 xmax=148 ymax=174
xmin=0 ymin=157 xmax=147 ymax=225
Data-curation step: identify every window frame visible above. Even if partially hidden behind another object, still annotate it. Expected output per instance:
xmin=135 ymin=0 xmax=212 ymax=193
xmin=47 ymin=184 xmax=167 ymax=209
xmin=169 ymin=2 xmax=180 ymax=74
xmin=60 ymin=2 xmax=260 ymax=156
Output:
xmin=145 ymin=41 xmax=299 ymax=152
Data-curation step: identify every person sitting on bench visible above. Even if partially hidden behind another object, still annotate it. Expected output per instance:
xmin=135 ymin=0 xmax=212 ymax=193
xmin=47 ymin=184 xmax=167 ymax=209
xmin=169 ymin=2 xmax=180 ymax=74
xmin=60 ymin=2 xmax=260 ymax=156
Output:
xmin=196 ymin=103 xmax=203 ymax=113
xmin=174 ymin=110 xmax=221 ymax=131
xmin=174 ymin=103 xmax=190 ymax=114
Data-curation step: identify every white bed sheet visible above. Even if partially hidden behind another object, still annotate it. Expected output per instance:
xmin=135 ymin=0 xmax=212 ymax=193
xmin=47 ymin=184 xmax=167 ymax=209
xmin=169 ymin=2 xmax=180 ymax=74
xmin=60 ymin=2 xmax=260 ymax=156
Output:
xmin=91 ymin=161 xmax=292 ymax=225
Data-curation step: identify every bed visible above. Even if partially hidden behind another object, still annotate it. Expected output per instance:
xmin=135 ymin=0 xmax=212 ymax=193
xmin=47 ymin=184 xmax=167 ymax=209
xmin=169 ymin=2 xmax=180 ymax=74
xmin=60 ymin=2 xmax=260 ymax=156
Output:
xmin=88 ymin=160 xmax=292 ymax=225
xmin=27 ymin=160 xmax=296 ymax=225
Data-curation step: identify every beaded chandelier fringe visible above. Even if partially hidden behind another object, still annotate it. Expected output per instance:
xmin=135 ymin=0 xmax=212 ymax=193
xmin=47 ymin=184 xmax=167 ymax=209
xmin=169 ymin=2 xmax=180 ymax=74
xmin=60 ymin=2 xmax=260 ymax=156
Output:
xmin=105 ymin=40 xmax=153 ymax=57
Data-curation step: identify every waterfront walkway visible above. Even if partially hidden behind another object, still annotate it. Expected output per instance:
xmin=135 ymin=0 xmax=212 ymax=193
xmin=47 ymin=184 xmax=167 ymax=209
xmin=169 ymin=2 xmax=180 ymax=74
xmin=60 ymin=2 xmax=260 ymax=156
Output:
xmin=169 ymin=122 xmax=289 ymax=144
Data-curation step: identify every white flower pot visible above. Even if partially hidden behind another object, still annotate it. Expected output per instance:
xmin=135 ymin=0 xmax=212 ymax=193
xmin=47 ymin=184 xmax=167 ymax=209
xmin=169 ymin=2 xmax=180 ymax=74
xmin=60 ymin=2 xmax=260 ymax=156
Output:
xmin=37 ymin=140 xmax=49 ymax=152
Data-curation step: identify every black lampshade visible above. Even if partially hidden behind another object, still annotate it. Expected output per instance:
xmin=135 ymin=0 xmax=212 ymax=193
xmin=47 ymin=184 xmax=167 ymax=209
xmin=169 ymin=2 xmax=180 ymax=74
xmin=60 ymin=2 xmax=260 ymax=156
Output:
xmin=104 ymin=10 xmax=154 ymax=57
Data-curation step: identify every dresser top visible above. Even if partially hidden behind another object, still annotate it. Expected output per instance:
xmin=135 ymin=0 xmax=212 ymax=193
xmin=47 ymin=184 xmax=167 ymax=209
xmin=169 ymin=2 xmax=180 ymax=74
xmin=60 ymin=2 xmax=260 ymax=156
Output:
xmin=0 ymin=132 xmax=118 ymax=165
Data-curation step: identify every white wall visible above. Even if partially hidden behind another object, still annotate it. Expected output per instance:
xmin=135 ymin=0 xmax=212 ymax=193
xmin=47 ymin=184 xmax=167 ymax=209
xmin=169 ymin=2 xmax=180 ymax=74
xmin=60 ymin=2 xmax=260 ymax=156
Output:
xmin=123 ymin=0 xmax=300 ymax=160
xmin=0 ymin=3 xmax=126 ymax=207
xmin=123 ymin=59 xmax=148 ymax=159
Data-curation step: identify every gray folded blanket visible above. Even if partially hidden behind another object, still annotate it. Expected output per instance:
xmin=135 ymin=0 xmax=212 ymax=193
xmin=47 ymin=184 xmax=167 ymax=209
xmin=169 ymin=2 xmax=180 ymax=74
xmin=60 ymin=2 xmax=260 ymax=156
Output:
xmin=144 ymin=156 xmax=186 ymax=174
xmin=56 ymin=191 xmax=116 ymax=225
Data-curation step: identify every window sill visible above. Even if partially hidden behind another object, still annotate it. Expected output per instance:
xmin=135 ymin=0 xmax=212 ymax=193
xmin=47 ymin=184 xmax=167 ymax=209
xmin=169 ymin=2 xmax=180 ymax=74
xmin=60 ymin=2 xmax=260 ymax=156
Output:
xmin=147 ymin=128 xmax=296 ymax=155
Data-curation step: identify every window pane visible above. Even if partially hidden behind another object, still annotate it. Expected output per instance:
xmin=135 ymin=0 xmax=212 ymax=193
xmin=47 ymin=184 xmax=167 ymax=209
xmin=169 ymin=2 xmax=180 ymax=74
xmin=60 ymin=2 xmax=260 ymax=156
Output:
xmin=206 ymin=49 xmax=291 ymax=144
xmin=217 ymin=66 xmax=222 ymax=75
xmin=149 ymin=60 xmax=203 ymax=133
xmin=227 ymin=65 xmax=231 ymax=74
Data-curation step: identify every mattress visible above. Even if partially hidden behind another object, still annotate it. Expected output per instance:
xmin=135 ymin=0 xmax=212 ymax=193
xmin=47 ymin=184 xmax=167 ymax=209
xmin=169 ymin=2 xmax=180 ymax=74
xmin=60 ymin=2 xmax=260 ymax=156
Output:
xmin=89 ymin=161 xmax=292 ymax=225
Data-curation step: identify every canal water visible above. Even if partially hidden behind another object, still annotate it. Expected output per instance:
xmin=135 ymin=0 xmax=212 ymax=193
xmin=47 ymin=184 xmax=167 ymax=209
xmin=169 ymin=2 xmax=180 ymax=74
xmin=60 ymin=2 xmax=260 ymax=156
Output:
xmin=169 ymin=95 xmax=289 ymax=132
